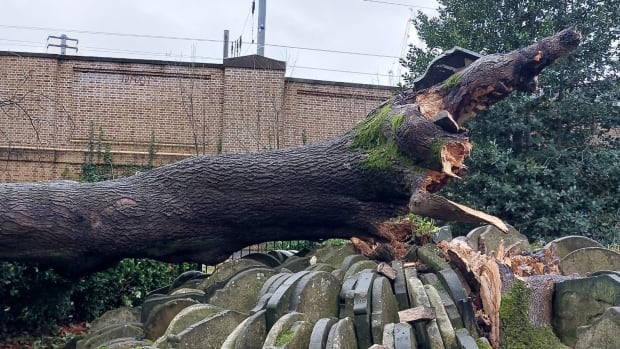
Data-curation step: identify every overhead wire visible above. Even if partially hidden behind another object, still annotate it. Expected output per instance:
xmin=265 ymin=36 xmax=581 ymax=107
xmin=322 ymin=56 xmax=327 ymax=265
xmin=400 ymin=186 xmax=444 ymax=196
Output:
xmin=0 ymin=24 xmax=401 ymax=59
xmin=0 ymin=17 xmax=432 ymax=84
xmin=361 ymin=0 xmax=436 ymax=10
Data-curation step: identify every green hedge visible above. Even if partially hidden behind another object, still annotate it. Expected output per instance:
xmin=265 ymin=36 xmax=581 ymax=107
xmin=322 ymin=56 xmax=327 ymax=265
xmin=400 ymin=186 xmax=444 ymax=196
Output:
xmin=0 ymin=260 xmax=192 ymax=333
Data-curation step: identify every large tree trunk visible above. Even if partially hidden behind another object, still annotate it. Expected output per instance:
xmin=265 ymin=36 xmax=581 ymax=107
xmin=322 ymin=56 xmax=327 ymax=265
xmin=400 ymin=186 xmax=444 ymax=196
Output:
xmin=0 ymin=29 xmax=580 ymax=275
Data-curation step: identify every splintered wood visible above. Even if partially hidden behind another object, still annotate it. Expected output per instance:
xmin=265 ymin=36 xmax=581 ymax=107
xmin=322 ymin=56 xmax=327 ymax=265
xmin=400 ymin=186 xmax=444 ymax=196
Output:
xmin=438 ymin=240 xmax=502 ymax=348
xmin=437 ymin=239 xmax=562 ymax=349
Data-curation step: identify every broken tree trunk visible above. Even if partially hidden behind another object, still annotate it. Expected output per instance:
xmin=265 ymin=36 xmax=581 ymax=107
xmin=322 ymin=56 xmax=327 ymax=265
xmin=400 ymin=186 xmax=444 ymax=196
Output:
xmin=0 ymin=29 xmax=581 ymax=275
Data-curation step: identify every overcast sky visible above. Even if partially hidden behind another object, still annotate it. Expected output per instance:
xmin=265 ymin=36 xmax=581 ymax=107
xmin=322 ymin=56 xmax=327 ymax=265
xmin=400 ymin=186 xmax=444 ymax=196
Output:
xmin=0 ymin=0 xmax=439 ymax=85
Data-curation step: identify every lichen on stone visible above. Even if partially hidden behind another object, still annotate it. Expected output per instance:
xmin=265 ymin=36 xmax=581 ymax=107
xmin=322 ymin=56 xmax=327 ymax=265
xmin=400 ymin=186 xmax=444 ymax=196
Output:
xmin=274 ymin=329 xmax=295 ymax=346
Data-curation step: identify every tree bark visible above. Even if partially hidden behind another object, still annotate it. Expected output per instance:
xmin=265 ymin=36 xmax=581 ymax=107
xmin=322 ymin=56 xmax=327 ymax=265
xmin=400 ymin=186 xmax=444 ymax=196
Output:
xmin=0 ymin=29 xmax=580 ymax=275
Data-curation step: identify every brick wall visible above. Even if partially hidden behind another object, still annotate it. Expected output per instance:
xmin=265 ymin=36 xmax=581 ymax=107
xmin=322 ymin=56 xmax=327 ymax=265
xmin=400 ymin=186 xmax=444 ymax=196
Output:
xmin=0 ymin=52 xmax=394 ymax=182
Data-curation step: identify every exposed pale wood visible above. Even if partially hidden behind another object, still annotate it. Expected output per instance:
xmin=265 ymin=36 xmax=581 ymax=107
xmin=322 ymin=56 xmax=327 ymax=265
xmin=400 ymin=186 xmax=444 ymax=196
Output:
xmin=377 ymin=262 xmax=397 ymax=280
xmin=398 ymin=306 xmax=436 ymax=324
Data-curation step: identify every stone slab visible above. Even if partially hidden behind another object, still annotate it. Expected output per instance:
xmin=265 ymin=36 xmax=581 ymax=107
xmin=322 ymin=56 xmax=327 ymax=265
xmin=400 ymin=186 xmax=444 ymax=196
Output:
xmin=289 ymin=271 xmax=341 ymax=323
xmin=306 ymin=262 xmax=336 ymax=272
xmin=560 ymin=247 xmax=620 ymax=276
xmin=393 ymin=322 xmax=417 ymax=349
xmin=265 ymin=270 xmax=311 ymax=329
xmin=454 ymin=328 xmax=479 ymax=349
xmin=341 ymin=254 xmax=369 ymax=272
xmin=575 ymin=306 xmax=620 ymax=349
xmin=164 ymin=309 xmax=246 ymax=349
xmin=164 ymin=303 xmax=224 ymax=336
xmin=417 ymin=244 xmax=451 ymax=272
xmin=371 ymin=276 xmax=400 ymax=345
xmin=392 ymin=261 xmax=410 ymax=310
xmin=433 ymin=226 xmax=453 ymax=243
xmin=198 ymin=259 xmax=267 ymax=293
xmin=170 ymin=270 xmax=208 ymax=291
xmin=425 ymin=285 xmax=457 ymax=349
xmin=144 ymin=298 xmax=201 ymax=340
xmin=309 ymin=317 xmax=339 ymax=349
xmin=243 ymin=252 xmax=282 ymax=267
xmin=326 ymin=317 xmax=358 ymax=349
xmin=263 ymin=312 xmax=305 ymax=347
xmin=279 ymin=255 xmax=312 ymax=272
xmin=209 ymin=267 xmax=277 ymax=313
xmin=258 ymin=272 xmax=293 ymax=299
xmin=478 ymin=224 xmax=529 ymax=254
xmin=420 ymin=272 xmax=463 ymax=329
xmin=381 ymin=323 xmax=396 ymax=348
xmin=340 ymin=273 xmax=359 ymax=319
xmin=437 ymin=268 xmax=468 ymax=303
xmin=222 ymin=309 xmax=267 ymax=349
xmin=310 ymin=243 xmax=357 ymax=269
xmin=140 ymin=292 xmax=206 ymax=323
xmin=344 ymin=260 xmax=380 ymax=280
xmin=96 ymin=337 xmax=152 ymax=349
xmin=76 ymin=324 xmax=143 ymax=349
xmin=544 ymin=235 xmax=603 ymax=260
xmin=554 ymin=273 xmax=620 ymax=346
xmin=353 ymin=270 xmax=376 ymax=349
xmin=89 ymin=307 xmax=141 ymax=333
xmin=456 ymin=297 xmax=479 ymax=337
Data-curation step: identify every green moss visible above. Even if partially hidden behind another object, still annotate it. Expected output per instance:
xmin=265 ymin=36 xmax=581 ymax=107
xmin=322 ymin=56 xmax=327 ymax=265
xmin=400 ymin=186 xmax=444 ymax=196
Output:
xmin=475 ymin=338 xmax=493 ymax=349
xmin=274 ymin=329 xmax=295 ymax=346
xmin=442 ymin=73 xmax=461 ymax=90
xmin=351 ymin=103 xmax=392 ymax=150
xmin=499 ymin=280 xmax=565 ymax=349
xmin=390 ymin=114 xmax=405 ymax=132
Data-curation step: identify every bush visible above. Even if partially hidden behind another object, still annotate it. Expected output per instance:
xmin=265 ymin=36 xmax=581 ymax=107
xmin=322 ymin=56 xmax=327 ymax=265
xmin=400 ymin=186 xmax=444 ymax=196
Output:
xmin=0 ymin=260 xmax=193 ymax=333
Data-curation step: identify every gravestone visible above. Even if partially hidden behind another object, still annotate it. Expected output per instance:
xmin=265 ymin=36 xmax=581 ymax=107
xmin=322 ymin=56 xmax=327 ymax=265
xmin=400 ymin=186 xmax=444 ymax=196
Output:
xmin=370 ymin=276 xmax=400 ymax=344
xmin=309 ymin=317 xmax=339 ymax=349
xmin=76 ymin=324 xmax=143 ymax=349
xmin=425 ymin=285 xmax=457 ymax=349
xmin=553 ymin=273 xmax=620 ymax=346
xmin=88 ymin=307 xmax=141 ymax=333
xmin=353 ymin=270 xmax=376 ymax=349
xmin=288 ymin=271 xmax=341 ymax=323
xmin=544 ymin=235 xmax=603 ymax=260
xmin=157 ymin=309 xmax=245 ymax=349
xmin=144 ymin=298 xmax=201 ymax=340
xmin=326 ymin=317 xmax=358 ymax=349
xmin=222 ymin=310 xmax=267 ymax=349
xmin=265 ymin=271 xmax=312 ymax=329
xmin=575 ymin=306 xmax=620 ymax=349
xmin=164 ymin=303 xmax=224 ymax=336
xmin=560 ymin=247 xmax=620 ymax=276
xmin=209 ymin=267 xmax=277 ymax=313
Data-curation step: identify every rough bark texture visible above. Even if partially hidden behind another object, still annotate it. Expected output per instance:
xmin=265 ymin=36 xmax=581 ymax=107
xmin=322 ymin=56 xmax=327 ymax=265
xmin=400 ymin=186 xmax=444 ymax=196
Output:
xmin=0 ymin=29 xmax=581 ymax=275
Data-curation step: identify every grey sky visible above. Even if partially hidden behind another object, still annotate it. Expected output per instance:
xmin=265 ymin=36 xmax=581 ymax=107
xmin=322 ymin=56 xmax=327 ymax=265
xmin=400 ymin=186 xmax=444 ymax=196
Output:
xmin=0 ymin=0 xmax=438 ymax=85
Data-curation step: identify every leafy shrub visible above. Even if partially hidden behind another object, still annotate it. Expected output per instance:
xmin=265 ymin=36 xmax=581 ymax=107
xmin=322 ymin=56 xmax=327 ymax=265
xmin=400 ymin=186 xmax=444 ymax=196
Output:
xmin=0 ymin=260 xmax=192 ymax=333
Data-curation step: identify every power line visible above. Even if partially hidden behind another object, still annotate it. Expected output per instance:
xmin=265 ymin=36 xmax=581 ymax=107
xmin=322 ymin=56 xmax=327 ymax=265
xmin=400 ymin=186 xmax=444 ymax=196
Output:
xmin=362 ymin=0 xmax=437 ymax=10
xmin=0 ymin=24 xmax=401 ymax=59
xmin=293 ymin=65 xmax=392 ymax=77
xmin=0 ymin=38 xmax=393 ymax=79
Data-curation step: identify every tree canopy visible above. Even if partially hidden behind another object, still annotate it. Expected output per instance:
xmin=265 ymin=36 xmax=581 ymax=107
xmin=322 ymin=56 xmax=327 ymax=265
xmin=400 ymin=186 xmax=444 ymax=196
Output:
xmin=402 ymin=0 xmax=620 ymax=243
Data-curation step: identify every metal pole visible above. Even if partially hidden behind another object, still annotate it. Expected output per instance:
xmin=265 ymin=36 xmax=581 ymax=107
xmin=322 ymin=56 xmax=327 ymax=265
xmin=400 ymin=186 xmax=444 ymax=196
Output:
xmin=60 ymin=34 xmax=67 ymax=55
xmin=257 ymin=0 xmax=266 ymax=56
xmin=223 ymin=30 xmax=229 ymax=58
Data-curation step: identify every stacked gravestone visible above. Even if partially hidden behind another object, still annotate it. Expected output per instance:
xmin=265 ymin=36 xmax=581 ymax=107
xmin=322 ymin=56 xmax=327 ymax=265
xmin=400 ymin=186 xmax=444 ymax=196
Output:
xmin=76 ymin=232 xmax=618 ymax=348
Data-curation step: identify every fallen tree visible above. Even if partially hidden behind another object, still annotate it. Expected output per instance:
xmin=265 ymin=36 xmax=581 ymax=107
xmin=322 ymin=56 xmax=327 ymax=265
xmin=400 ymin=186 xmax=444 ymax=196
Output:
xmin=0 ymin=29 xmax=581 ymax=275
